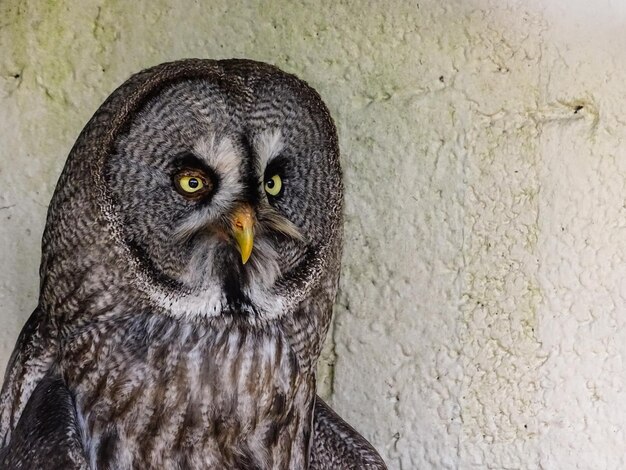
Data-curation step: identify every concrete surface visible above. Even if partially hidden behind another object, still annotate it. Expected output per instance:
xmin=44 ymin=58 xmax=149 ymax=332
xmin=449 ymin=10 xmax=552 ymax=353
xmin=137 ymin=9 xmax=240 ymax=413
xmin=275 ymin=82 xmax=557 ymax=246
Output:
xmin=1 ymin=1 xmax=626 ymax=468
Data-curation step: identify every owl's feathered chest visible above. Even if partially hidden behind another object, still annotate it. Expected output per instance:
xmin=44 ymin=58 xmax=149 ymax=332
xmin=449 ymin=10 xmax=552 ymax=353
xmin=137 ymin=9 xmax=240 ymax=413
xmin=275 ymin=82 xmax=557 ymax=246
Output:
xmin=60 ymin=315 xmax=315 ymax=469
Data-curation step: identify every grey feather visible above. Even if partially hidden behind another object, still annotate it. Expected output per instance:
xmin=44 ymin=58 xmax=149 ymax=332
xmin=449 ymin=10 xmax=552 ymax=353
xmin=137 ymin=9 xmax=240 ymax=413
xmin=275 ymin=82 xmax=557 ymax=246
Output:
xmin=0 ymin=59 xmax=386 ymax=469
xmin=311 ymin=398 xmax=386 ymax=469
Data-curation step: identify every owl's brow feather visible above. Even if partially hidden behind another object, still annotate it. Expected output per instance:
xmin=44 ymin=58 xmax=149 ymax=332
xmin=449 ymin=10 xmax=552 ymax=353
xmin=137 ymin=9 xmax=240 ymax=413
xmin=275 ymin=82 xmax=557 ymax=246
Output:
xmin=253 ymin=129 xmax=284 ymax=176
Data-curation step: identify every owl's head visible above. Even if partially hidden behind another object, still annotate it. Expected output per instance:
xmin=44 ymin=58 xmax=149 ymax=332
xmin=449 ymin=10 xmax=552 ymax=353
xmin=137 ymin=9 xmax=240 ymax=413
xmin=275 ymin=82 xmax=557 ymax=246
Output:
xmin=42 ymin=60 xmax=343 ymax=323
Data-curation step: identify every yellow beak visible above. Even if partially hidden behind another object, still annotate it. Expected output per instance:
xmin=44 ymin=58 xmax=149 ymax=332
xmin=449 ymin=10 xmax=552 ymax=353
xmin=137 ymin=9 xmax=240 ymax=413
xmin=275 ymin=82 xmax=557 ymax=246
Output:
xmin=230 ymin=204 xmax=255 ymax=264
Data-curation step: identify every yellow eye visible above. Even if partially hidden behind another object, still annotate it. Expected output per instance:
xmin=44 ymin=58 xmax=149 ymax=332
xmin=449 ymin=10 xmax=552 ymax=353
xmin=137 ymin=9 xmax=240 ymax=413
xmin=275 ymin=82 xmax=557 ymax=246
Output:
xmin=264 ymin=174 xmax=282 ymax=196
xmin=174 ymin=171 xmax=212 ymax=198
xmin=178 ymin=175 xmax=204 ymax=193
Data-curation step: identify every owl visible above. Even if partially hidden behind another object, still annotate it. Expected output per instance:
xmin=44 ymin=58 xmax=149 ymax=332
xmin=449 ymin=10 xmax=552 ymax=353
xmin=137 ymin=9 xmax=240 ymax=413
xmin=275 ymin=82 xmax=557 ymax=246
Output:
xmin=0 ymin=59 xmax=386 ymax=469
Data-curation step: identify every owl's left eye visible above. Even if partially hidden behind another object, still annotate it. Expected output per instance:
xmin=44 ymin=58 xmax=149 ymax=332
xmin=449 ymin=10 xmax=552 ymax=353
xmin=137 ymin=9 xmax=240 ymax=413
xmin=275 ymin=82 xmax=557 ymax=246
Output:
xmin=264 ymin=174 xmax=283 ymax=197
xmin=173 ymin=170 xmax=212 ymax=198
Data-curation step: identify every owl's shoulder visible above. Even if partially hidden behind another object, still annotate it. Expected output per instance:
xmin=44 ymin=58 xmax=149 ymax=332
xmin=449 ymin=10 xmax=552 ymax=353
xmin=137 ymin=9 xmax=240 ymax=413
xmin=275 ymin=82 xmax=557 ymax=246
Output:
xmin=311 ymin=397 xmax=387 ymax=470
xmin=0 ymin=372 xmax=87 ymax=469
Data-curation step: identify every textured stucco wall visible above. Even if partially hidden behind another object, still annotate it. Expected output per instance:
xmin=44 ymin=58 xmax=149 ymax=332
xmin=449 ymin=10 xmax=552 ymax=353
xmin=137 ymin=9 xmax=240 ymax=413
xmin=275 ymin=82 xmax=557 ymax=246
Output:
xmin=1 ymin=1 xmax=626 ymax=468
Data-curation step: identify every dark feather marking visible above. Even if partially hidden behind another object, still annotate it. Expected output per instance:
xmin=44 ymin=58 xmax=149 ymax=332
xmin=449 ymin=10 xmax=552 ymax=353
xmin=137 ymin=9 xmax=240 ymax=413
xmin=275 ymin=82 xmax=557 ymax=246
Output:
xmin=265 ymin=421 xmax=281 ymax=448
xmin=270 ymin=392 xmax=287 ymax=418
xmin=222 ymin=268 xmax=250 ymax=313
xmin=238 ymin=133 xmax=262 ymax=206
xmin=125 ymin=239 xmax=182 ymax=291
xmin=95 ymin=427 xmax=118 ymax=468
xmin=173 ymin=401 xmax=198 ymax=451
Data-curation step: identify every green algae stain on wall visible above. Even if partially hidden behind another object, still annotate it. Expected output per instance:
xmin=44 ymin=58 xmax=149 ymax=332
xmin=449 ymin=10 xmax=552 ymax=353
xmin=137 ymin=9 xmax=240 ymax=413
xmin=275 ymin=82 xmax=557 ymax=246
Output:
xmin=458 ymin=112 xmax=546 ymax=466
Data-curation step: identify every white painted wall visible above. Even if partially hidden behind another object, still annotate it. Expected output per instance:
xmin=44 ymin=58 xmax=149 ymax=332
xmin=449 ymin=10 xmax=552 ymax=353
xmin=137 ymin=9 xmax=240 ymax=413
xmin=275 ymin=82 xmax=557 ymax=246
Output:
xmin=1 ymin=1 xmax=625 ymax=468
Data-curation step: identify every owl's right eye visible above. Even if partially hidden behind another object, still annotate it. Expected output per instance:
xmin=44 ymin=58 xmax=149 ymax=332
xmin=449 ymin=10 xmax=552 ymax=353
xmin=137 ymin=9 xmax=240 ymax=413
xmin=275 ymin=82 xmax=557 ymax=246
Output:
xmin=173 ymin=170 xmax=212 ymax=199
xmin=179 ymin=176 xmax=204 ymax=193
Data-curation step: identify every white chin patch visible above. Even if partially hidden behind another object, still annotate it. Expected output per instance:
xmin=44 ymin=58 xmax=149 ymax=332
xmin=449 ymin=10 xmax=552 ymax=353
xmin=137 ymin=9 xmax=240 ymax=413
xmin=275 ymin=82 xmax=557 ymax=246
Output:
xmin=148 ymin=286 xmax=289 ymax=323
xmin=146 ymin=235 xmax=288 ymax=322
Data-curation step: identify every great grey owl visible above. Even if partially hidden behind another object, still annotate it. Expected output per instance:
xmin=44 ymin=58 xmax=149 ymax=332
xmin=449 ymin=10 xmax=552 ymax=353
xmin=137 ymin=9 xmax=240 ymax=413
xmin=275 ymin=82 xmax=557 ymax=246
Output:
xmin=0 ymin=59 xmax=386 ymax=469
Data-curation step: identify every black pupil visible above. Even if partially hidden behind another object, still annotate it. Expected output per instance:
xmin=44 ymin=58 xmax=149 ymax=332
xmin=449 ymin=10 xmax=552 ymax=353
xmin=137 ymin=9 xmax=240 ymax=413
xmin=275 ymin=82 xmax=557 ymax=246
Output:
xmin=266 ymin=178 xmax=274 ymax=189
xmin=188 ymin=178 xmax=199 ymax=189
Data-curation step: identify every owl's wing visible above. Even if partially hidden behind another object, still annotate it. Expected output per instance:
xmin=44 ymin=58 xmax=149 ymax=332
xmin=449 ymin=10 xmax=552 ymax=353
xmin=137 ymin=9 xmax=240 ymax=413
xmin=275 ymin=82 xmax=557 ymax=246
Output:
xmin=0 ymin=372 xmax=88 ymax=469
xmin=0 ymin=307 xmax=57 ymax=447
xmin=310 ymin=396 xmax=387 ymax=469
